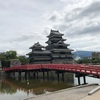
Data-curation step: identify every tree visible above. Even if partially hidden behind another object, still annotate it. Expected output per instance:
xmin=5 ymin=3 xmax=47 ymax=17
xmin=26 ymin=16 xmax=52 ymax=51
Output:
xmin=0 ymin=50 xmax=17 ymax=68
xmin=77 ymin=57 xmax=100 ymax=65
xmin=0 ymin=52 xmax=6 ymax=60
xmin=17 ymin=55 xmax=28 ymax=65
xmin=92 ymin=58 xmax=100 ymax=64
xmin=0 ymin=50 xmax=29 ymax=68
xmin=0 ymin=52 xmax=10 ymax=68
xmin=5 ymin=50 xmax=17 ymax=60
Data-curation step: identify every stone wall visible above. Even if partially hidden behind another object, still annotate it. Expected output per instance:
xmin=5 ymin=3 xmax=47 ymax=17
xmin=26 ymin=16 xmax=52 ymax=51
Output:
xmin=10 ymin=59 xmax=21 ymax=67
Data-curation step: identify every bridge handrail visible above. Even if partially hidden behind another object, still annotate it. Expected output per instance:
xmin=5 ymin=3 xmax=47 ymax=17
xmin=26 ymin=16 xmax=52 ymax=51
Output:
xmin=2 ymin=64 xmax=100 ymax=77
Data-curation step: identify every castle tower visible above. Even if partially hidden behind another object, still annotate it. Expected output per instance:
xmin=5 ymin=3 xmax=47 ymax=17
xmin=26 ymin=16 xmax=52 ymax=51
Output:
xmin=27 ymin=42 xmax=51 ymax=64
xmin=46 ymin=30 xmax=73 ymax=64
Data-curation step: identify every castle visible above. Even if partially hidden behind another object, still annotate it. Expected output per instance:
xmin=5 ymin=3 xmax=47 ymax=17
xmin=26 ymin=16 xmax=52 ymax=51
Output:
xmin=27 ymin=30 xmax=73 ymax=64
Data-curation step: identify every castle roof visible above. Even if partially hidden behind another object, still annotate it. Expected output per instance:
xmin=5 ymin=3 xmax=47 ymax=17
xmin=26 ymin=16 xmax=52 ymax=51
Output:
xmin=29 ymin=42 xmax=44 ymax=49
xmin=47 ymin=30 xmax=63 ymax=38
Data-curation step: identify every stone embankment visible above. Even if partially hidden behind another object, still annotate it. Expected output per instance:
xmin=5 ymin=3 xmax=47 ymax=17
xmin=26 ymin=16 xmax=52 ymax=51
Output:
xmin=23 ymin=84 xmax=99 ymax=100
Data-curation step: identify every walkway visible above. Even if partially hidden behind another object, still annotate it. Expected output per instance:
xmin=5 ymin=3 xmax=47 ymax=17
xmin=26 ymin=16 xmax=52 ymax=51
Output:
xmin=82 ymin=90 xmax=100 ymax=100
xmin=23 ymin=84 xmax=98 ymax=100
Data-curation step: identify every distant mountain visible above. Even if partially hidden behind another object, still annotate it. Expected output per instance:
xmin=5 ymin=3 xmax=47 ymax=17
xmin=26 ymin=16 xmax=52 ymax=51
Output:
xmin=72 ymin=51 xmax=92 ymax=59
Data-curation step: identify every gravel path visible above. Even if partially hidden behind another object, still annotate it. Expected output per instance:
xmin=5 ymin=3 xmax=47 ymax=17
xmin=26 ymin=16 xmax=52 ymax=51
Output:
xmin=23 ymin=84 xmax=98 ymax=100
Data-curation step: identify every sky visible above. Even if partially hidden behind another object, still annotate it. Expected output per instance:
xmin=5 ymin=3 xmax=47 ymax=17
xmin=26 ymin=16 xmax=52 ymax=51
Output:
xmin=0 ymin=0 xmax=100 ymax=55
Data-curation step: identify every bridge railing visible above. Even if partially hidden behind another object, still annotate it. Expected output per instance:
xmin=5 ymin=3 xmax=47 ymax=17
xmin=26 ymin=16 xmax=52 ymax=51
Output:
xmin=2 ymin=64 xmax=100 ymax=77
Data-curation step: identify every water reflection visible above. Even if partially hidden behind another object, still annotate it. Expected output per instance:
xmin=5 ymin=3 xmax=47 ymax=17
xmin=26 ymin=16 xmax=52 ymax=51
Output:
xmin=1 ymin=71 xmax=99 ymax=100
xmin=1 ymin=78 xmax=73 ymax=95
xmin=0 ymin=73 xmax=74 ymax=100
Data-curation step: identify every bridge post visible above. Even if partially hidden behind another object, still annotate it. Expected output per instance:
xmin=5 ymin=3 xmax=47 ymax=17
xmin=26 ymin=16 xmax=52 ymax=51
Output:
xmin=47 ymin=71 xmax=49 ymax=80
xmin=25 ymin=71 xmax=28 ymax=79
xmin=77 ymin=76 xmax=80 ymax=85
xmin=33 ymin=72 xmax=36 ymax=79
xmin=57 ymin=72 xmax=60 ymax=82
xmin=43 ymin=70 xmax=45 ymax=80
xmin=36 ymin=71 xmax=39 ymax=79
xmin=62 ymin=72 xmax=64 ymax=82
xmin=25 ymin=71 xmax=31 ymax=79
xmin=18 ymin=71 xmax=21 ymax=80
xmin=83 ymin=75 xmax=86 ymax=84
xmin=28 ymin=71 xmax=31 ymax=79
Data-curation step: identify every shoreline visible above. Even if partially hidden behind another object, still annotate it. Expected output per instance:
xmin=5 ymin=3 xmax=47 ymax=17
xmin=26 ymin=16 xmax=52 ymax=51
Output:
xmin=23 ymin=83 xmax=99 ymax=100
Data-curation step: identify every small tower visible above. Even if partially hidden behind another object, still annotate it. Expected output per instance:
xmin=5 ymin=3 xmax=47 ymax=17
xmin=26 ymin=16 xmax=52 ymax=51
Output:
xmin=27 ymin=42 xmax=51 ymax=64
xmin=46 ymin=30 xmax=73 ymax=64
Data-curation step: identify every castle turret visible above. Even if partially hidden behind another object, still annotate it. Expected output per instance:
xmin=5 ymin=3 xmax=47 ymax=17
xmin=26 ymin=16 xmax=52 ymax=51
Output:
xmin=46 ymin=30 xmax=73 ymax=64
xmin=27 ymin=42 xmax=51 ymax=64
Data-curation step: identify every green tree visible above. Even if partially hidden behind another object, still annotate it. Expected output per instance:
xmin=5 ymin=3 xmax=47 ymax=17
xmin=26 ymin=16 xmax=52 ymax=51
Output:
xmin=0 ymin=50 xmax=17 ymax=68
xmin=0 ymin=50 xmax=29 ymax=67
xmin=0 ymin=52 xmax=10 ymax=68
xmin=5 ymin=50 xmax=17 ymax=60
xmin=77 ymin=57 xmax=100 ymax=65
xmin=18 ymin=55 xmax=28 ymax=65
xmin=92 ymin=58 xmax=100 ymax=64
xmin=0 ymin=52 xmax=6 ymax=60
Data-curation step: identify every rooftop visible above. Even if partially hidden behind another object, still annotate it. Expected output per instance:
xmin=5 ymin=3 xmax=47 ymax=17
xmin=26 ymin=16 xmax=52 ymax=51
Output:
xmin=27 ymin=50 xmax=51 ymax=55
xmin=29 ymin=42 xmax=45 ymax=49
xmin=47 ymin=30 xmax=63 ymax=38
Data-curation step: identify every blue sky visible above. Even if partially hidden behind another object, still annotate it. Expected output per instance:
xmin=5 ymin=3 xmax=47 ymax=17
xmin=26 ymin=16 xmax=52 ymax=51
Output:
xmin=0 ymin=0 xmax=100 ymax=55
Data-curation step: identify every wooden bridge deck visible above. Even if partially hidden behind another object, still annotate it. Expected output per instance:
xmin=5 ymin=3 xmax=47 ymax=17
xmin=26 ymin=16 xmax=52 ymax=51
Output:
xmin=2 ymin=64 xmax=100 ymax=77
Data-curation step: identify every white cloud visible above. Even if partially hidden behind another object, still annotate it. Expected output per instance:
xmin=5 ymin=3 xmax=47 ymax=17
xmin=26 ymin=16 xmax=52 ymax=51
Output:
xmin=49 ymin=1 xmax=100 ymax=52
xmin=0 ymin=0 xmax=100 ymax=55
xmin=48 ymin=11 xmax=62 ymax=22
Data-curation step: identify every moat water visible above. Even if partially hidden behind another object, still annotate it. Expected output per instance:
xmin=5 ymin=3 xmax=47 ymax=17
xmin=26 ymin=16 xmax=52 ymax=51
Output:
xmin=0 ymin=72 xmax=100 ymax=100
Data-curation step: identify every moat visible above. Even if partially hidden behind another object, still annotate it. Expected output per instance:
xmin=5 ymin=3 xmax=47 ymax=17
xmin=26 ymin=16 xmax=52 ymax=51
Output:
xmin=0 ymin=72 xmax=74 ymax=100
xmin=0 ymin=71 xmax=100 ymax=100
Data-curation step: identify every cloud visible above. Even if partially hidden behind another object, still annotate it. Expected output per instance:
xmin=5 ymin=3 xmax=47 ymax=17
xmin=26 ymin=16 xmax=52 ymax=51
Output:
xmin=64 ymin=21 xmax=100 ymax=37
xmin=48 ymin=11 xmax=61 ymax=22
xmin=12 ymin=33 xmax=37 ymax=42
xmin=0 ymin=0 xmax=100 ymax=55
xmin=51 ymin=1 xmax=100 ymax=36
xmin=79 ymin=1 xmax=100 ymax=17
xmin=63 ymin=1 xmax=100 ymax=22
xmin=47 ymin=0 xmax=100 ymax=51
xmin=80 ymin=23 xmax=100 ymax=34
xmin=68 ymin=34 xmax=100 ymax=51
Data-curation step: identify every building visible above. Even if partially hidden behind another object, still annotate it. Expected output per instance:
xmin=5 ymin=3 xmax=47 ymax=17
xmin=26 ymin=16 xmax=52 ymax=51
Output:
xmin=27 ymin=30 xmax=73 ymax=64
xmin=92 ymin=52 xmax=100 ymax=58
xmin=46 ymin=30 xmax=73 ymax=64
xmin=27 ymin=42 xmax=51 ymax=64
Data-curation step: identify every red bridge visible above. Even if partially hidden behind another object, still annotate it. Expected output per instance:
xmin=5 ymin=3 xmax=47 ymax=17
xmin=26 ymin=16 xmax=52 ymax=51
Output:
xmin=3 ymin=64 xmax=100 ymax=77
xmin=3 ymin=64 xmax=100 ymax=85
